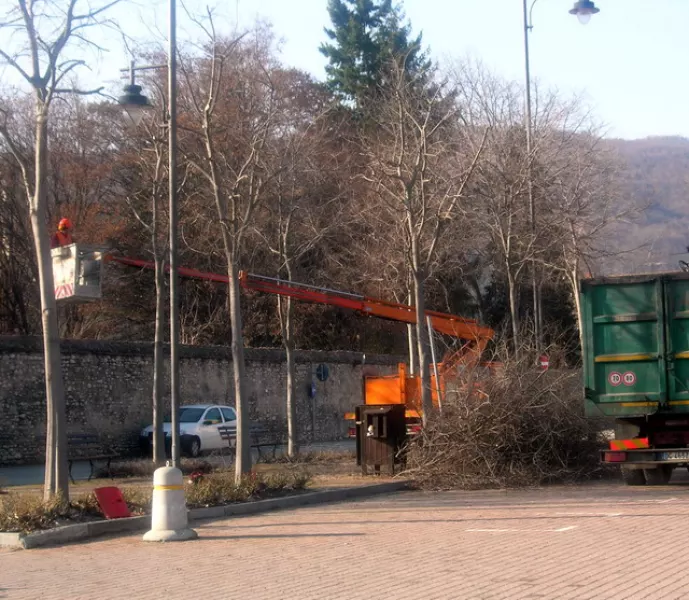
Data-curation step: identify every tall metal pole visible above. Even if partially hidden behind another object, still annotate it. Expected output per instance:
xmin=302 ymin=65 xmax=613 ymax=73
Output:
xmin=168 ymin=0 xmax=180 ymax=467
xmin=523 ymin=0 xmax=541 ymax=353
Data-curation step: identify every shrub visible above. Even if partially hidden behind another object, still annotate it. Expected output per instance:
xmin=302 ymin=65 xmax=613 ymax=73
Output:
xmin=94 ymin=458 xmax=213 ymax=479
xmin=0 ymin=493 xmax=92 ymax=533
xmin=185 ymin=469 xmax=311 ymax=508
xmin=403 ymin=358 xmax=610 ymax=490
xmin=121 ymin=488 xmax=152 ymax=513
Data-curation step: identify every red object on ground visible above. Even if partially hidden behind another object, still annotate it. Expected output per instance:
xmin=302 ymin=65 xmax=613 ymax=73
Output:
xmin=188 ymin=471 xmax=204 ymax=485
xmin=93 ymin=487 xmax=131 ymax=519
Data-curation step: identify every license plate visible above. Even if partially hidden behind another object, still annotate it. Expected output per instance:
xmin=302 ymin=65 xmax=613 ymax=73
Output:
xmin=661 ymin=451 xmax=689 ymax=460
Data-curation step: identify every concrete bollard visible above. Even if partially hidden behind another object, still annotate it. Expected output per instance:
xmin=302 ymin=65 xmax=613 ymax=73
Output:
xmin=143 ymin=464 xmax=198 ymax=542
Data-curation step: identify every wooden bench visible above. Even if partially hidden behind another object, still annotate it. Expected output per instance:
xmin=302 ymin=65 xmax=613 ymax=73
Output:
xmin=217 ymin=424 xmax=238 ymax=466
xmin=66 ymin=433 xmax=118 ymax=483
xmin=249 ymin=424 xmax=287 ymax=461
xmin=217 ymin=423 xmax=287 ymax=462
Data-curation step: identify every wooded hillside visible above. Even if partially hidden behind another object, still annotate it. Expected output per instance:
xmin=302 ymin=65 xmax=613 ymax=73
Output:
xmin=607 ymin=136 xmax=689 ymax=272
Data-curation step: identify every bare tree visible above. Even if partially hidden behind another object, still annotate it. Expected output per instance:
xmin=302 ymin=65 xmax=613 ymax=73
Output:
xmin=0 ymin=0 xmax=122 ymax=501
xmin=254 ymin=70 xmax=349 ymax=457
xmin=119 ymin=113 xmax=169 ymax=466
xmin=361 ymin=59 xmax=484 ymax=422
xmin=453 ymin=64 xmax=534 ymax=356
xmin=539 ymin=128 xmax=638 ymax=348
xmin=453 ymin=59 xmax=639 ymax=355
xmin=180 ymin=21 xmax=280 ymax=478
xmin=0 ymin=135 xmax=37 ymax=334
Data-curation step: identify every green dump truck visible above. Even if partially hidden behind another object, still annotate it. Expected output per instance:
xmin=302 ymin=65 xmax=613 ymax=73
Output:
xmin=581 ymin=272 xmax=689 ymax=485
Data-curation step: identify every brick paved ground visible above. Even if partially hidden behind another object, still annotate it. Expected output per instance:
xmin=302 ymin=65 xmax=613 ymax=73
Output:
xmin=2 ymin=478 xmax=689 ymax=599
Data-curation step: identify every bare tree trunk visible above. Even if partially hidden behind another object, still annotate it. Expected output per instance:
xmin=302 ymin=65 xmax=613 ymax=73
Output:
xmin=284 ymin=310 xmax=298 ymax=458
xmin=568 ymin=260 xmax=585 ymax=356
xmin=411 ymin=239 xmax=432 ymax=424
xmin=32 ymin=110 xmax=69 ymax=501
xmin=228 ymin=261 xmax=251 ymax=478
xmin=413 ymin=283 xmax=432 ymax=424
xmin=152 ymin=255 xmax=166 ymax=465
xmin=407 ymin=322 xmax=417 ymax=375
xmin=536 ymin=278 xmax=544 ymax=350
xmin=507 ymin=269 xmax=520 ymax=358
xmin=275 ymin=188 xmax=299 ymax=458
xmin=278 ymin=265 xmax=299 ymax=458
xmin=406 ymin=290 xmax=417 ymax=374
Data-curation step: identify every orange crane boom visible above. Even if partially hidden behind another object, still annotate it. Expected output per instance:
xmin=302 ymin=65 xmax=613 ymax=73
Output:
xmin=237 ymin=271 xmax=494 ymax=372
xmin=238 ymin=271 xmax=493 ymax=341
xmin=107 ymin=256 xmax=493 ymax=367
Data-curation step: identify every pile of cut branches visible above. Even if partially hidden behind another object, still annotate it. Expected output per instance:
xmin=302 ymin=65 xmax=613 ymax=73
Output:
xmin=404 ymin=357 xmax=610 ymax=489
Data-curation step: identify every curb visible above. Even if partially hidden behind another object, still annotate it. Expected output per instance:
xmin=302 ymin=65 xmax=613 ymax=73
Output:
xmin=0 ymin=481 xmax=408 ymax=550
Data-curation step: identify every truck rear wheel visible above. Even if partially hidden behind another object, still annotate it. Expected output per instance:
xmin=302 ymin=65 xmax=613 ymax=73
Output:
xmin=643 ymin=465 xmax=672 ymax=485
xmin=622 ymin=468 xmax=646 ymax=486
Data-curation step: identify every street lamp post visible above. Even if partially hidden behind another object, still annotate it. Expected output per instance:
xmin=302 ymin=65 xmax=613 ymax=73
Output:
xmin=521 ymin=0 xmax=600 ymax=353
xmin=167 ymin=0 xmax=180 ymax=472
xmin=118 ymin=0 xmax=180 ymax=468
xmin=522 ymin=0 xmax=539 ymax=353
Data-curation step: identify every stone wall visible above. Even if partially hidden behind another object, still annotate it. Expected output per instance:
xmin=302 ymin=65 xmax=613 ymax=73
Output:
xmin=0 ymin=336 xmax=401 ymax=466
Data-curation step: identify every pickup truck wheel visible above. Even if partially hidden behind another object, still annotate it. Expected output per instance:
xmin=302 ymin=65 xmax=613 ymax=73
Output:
xmin=187 ymin=437 xmax=201 ymax=458
xmin=643 ymin=465 xmax=672 ymax=485
xmin=622 ymin=468 xmax=646 ymax=486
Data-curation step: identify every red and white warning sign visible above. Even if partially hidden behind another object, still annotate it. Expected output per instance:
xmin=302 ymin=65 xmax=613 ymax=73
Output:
xmin=538 ymin=354 xmax=549 ymax=371
xmin=623 ymin=371 xmax=637 ymax=386
xmin=609 ymin=372 xmax=622 ymax=386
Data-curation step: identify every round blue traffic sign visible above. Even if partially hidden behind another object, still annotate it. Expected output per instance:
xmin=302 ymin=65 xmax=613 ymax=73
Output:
xmin=316 ymin=363 xmax=329 ymax=382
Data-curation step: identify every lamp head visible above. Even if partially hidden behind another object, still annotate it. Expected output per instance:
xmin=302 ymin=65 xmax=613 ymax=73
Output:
xmin=118 ymin=84 xmax=152 ymax=126
xmin=569 ymin=0 xmax=600 ymax=25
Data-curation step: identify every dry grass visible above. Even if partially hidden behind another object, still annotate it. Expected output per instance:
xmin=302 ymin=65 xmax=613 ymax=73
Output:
xmin=403 ymin=358 xmax=612 ymax=490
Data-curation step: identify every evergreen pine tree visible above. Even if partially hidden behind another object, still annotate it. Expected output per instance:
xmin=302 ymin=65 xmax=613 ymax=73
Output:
xmin=320 ymin=0 xmax=429 ymax=106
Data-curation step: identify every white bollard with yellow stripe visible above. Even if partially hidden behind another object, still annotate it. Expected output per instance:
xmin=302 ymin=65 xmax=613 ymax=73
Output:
xmin=143 ymin=464 xmax=198 ymax=542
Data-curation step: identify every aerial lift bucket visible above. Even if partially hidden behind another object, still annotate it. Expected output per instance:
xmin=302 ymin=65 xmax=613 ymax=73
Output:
xmin=52 ymin=244 xmax=106 ymax=303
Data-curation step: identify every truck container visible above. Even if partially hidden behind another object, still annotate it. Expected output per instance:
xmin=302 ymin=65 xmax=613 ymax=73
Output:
xmin=581 ymin=272 xmax=689 ymax=485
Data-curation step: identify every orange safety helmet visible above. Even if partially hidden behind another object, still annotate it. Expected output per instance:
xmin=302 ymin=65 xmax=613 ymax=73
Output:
xmin=58 ymin=218 xmax=72 ymax=231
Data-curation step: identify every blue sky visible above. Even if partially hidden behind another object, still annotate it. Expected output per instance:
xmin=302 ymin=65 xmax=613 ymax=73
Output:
xmin=6 ymin=0 xmax=687 ymax=140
